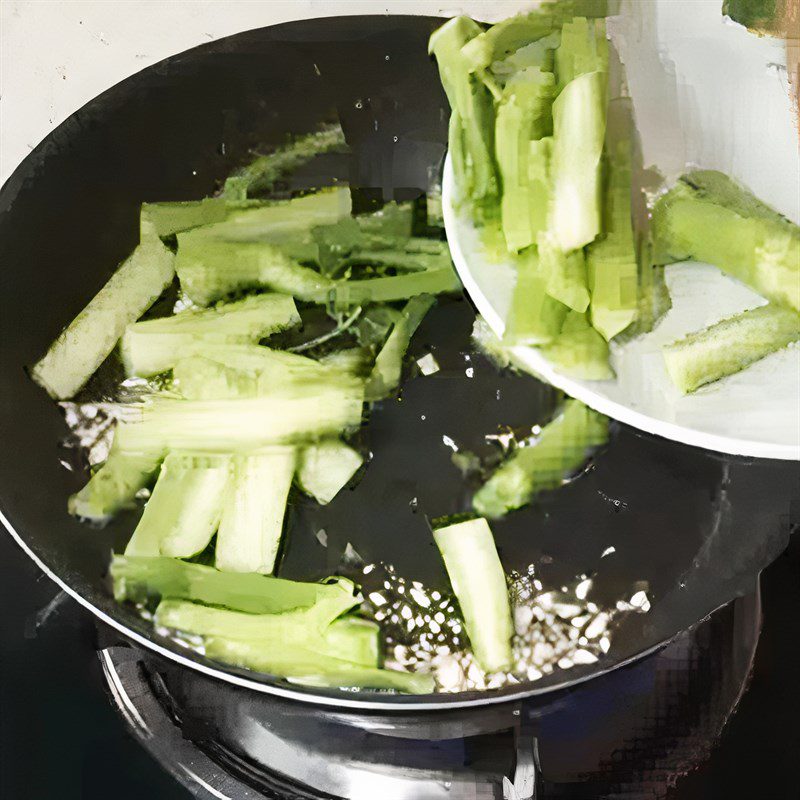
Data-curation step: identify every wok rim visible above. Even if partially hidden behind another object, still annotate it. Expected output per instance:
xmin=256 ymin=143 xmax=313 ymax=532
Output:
xmin=0 ymin=13 xmax=762 ymax=713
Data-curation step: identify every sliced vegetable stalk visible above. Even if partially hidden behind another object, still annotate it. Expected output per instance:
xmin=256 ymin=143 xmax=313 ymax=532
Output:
xmin=460 ymin=2 xmax=610 ymax=77
xmin=365 ymin=294 xmax=436 ymax=399
xmin=174 ymin=190 xmax=353 ymax=305
xmin=155 ymin=580 xmax=360 ymax=641
xmin=539 ymin=310 xmax=613 ymax=380
xmin=433 ymin=517 xmax=513 ymax=673
xmin=204 ymin=637 xmax=433 ymax=694
xmin=355 ymin=201 xmax=415 ymax=239
xmin=652 ymin=170 xmax=800 ymax=313
xmin=124 ymin=452 xmax=230 ymax=558
xmin=328 ymin=267 xmax=459 ymax=309
xmin=342 ymin=240 xmax=451 ymax=274
xmin=172 ymin=342 xmax=336 ymax=400
xmin=173 ymin=355 xmax=344 ymax=401
xmin=176 ymin=234 xmax=334 ymax=306
xmin=473 ymin=399 xmax=608 ymax=518
xmin=429 ymin=17 xmax=498 ymax=214
xmin=317 ymin=347 xmax=371 ymax=376
xmin=68 ymin=443 xmax=164 ymax=521
xmin=31 ymin=229 xmax=175 ymax=400
xmin=490 ymin=32 xmax=561 ymax=87
xmin=555 ymin=16 xmax=609 ymax=89
xmin=121 ymin=293 xmax=300 ymax=377
xmin=194 ymin=187 xmax=351 ymax=246
xmin=111 ymin=554 xmax=356 ymax=614
xmin=472 ymin=316 xmax=535 ymax=373
xmin=527 ymin=137 xmax=553 ymax=245
xmin=504 ymin=248 xmax=568 ymax=345
xmin=549 ymin=69 xmax=607 ymax=252
xmin=539 ymin=233 xmax=590 ymax=312
xmin=222 ymin=122 xmax=348 ymax=201
xmin=495 ymin=68 xmax=555 ymax=252
xmin=156 ymin=587 xmax=432 ymax=693
xmin=141 ymin=197 xmax=229 ymax=239
xmin=586 ymin=99 xmax=639 ymax=341
xmin=215 ymin=448 xmax=295 ymax=574
xmin=663 ymin=304 xmax=800 ymax=393
xmin=324 ymin=617 xmax=380 ymax=667
xmin=114 ymin=379 xmax=364 ymax=455
xmin=296 ymin=440 xmax=364 ymax=504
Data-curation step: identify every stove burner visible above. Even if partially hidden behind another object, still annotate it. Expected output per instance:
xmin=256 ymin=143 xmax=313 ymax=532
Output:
xmin=98 ymin=586 xmax=760 ymax=800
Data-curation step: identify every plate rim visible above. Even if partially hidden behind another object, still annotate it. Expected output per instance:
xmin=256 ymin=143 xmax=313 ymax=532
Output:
xmin=442 ymin=153 xmax=800 ymax=463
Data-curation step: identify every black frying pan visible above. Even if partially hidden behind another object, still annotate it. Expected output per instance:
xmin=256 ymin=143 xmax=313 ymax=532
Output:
xmin=1 ymin=15 xmax=797 ymax=710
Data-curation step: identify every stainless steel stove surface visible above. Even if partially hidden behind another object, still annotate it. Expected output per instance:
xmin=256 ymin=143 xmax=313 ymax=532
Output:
xmin=3 ymin=519 xmax=800 ymax=799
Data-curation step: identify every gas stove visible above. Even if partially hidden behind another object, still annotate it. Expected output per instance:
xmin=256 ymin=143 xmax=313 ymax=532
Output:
xmin=5 ymin=529 xmax=798 ymax=799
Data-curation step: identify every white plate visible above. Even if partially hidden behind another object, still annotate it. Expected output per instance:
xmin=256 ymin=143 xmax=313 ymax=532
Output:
xmin=443 ymin=155 xmax=800 ymax=460
xmin=442 ymin=0 xmax=800 ymax=461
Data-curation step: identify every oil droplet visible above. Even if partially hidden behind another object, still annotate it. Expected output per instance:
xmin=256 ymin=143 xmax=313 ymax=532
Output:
xmin=393 ymin=135 xmax=399 ymax=143
xmin=355 ymin=100 xmax=363 ymax=109
xmin=385 ymin=54 xmax=391 ymax=61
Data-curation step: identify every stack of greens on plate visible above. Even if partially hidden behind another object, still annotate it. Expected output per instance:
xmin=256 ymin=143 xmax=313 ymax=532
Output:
xmin=430 ymin=0 xmax=799 ymax=393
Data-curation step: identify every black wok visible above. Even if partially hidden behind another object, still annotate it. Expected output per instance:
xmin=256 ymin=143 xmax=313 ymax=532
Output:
xmin=0 ymin=15 xmax=797 ymax=711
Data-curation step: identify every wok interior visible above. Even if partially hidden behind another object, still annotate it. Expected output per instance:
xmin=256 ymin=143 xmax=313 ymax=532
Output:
xmin=0 ymin=16 xmax=797 ymax=705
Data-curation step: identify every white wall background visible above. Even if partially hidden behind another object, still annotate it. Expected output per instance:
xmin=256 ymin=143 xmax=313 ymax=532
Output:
xmin=0 ymin=0 xmax=530 ymax=187
xmin=2 ymin=0 xmax=796 ymax=218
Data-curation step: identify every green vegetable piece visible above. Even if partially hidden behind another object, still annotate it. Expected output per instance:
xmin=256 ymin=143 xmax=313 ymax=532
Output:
xmin=472 ymin=316 xmax=533 ymax=372
xmin=317 ymin=347 xmax=371 ymax=376
xmin=140 ymin=198 xmax=230 ymax=239
xmin=155 ymin=584 xmax=360 ymax=643
xmin=343 ymin=240 xmax=451 ymax=274
xmin=473 ymin=399 xmax=608 ymax=518
xmin=296 ymin=440 xmax=364 ymax=504
xmin=539 ymin=233 xmax=590 ymax=312
xmin=68 ymin=444 xmax=164 ymax=521
xmin=111 ymin=554 xmax=353 ymax=614
xmin=549 ymin=69 xmax=607 ymax=252
xmin=31 ymin=228 xmax=175 ymax=399
xmin=355 ymin=202 xmax=415 ymax=239
xmin=215 ymin=448 xmax=295 ymax=575
xmin=495 ymin=68 xmax=555 ymax=252
xmin=197 ymin=187 xmax=351 ymax=245
xmin=504 ymin=248 xmax=569 ymax=345
xmin=555 ymin=16 xmax=609 ymax=90
xmin=723 ymin=0 xmax=779 ymax=32
xmin=663 ymin=304 xmax=800 ymax=393
xmin=172 ymin=357 xmax=260 ymax=400
xmin=124 ymin=452 xmax=230 ymax=558
xmin=461 ymin=1 xmax=610 ymax=75
xmin=222 ymin=122 xmax=348 ymax=201
xmin=429 ymin=17 xmax=498 ymax=213
xmin=155 ymin=586 xmax=433 ymax=693
xmin=121 ymin=293 xmax=300 ymax=377
xmin=433 ymin=517 xmax=513 ymax=673
xmin=586 ymin=100 xmax=640 ymax=341
xmin=490 ymin=32 xmax=561 ymax=86
xmin=203 ymin=637 xmax=433 ymax=694
xmin=175 ymin=235 xmax=335 ymax=305
xmin=652 ymin=171 xmax=800 ymax=313
xmin=172 ymin=346 xmax=351 ymax=400
xmin=329 ymin=267 xmax=459 ymax=309
xmin=114 ymin=379 xmax=364 ymax=454
xmin=174 ymin=188 xmax=351 ymax=304
xmin=365 ymin=294 xmax=436 ymax=399
xmin=527 ymin=137 xmax=553 ymax=242
xmin=539 ymin=310 xmax=614 ymax=379
xmin=319 ymin=617 xmax=380 ymax=668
